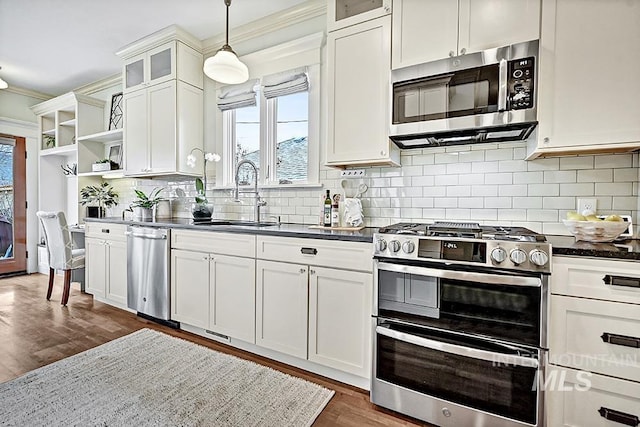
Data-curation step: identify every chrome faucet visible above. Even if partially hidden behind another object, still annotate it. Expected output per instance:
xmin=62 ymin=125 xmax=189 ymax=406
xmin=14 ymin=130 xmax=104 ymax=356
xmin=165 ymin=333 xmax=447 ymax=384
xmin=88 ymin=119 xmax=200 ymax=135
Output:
xmin=234 ymin=159 xmax=266 ymax=223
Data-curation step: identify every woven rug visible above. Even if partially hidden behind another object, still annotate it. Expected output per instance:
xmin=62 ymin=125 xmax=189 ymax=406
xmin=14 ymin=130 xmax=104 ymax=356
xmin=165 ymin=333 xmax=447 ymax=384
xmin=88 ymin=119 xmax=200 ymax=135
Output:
xmin=0 ymin=329 xmax=334 ymax=426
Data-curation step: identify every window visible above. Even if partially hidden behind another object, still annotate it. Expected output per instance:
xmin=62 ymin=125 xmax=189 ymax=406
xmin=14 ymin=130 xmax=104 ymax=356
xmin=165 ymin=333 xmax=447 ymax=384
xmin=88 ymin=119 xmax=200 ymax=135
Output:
xmin=220 ymin=63 xmax=320 ymax=187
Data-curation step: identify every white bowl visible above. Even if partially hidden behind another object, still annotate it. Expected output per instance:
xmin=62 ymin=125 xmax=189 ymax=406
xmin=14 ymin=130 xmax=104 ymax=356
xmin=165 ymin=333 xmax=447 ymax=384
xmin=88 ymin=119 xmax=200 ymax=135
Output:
xmin=562 ymin=219 xmax=629 ymax=242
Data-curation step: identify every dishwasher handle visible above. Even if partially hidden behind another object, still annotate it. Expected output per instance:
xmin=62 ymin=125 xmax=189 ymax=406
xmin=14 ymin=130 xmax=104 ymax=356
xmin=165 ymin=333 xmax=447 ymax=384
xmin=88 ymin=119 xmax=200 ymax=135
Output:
xmin=125 ymin=231 xmax=168 ymax=240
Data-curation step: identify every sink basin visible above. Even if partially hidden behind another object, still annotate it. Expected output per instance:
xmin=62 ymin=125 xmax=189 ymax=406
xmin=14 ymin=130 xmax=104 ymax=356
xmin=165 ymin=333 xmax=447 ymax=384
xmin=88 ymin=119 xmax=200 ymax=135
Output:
xmin=193 ymin=219 xmax=278 ymax=227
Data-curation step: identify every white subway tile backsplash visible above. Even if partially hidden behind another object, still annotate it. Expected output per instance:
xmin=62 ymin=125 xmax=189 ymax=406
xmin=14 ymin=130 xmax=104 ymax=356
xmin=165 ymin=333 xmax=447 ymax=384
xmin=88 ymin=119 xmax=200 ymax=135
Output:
xmin=458 ymin=150 xmax=485 ymax=162
xmin=528 ymin=158 xmax=560 ymax=171
xmin=471 ymin=185 xmax=499 ymax=197
xmin=513 ymin=171 xmax=544 ymax=184
xmin=446 ymin=186 xmax=472 ymax=197
xmin=484 ymin=197 xmax=511 ymax=209
xmin=612 ymin=196 xmax=638 ymax=211
xmin=469 ymin=209 xmax=498 ymax=220
xmin=512 ymin=197 xmax=543 ymax=209
xmin=499 ymin=160 xmax=528 ymax=172
xmin=485 ymin=173 xmax=513 ymax=185
xmin=497 ymin=209 xmax=527 ymax=221
xmin=413 ymin=198 xmax=435 ymax=208
xmin=434 ymin=198 xmax=458 ymax=208
xmin=458 ymin=198 xmax=484 ymax=208
xmin=412 ymin=154 xmax=435 ymax=165
xmin=435 ymin=175 xmax=459 ymax=186
xmin=595 ymin=154 xmax=633 ymax=169
xmin=528 ymin=183 xmax=559 ymax=197
xmin=446 ymin=162 xmax=472 ymax=174
xmin=559 ymin=156 xmax=595 ymax=170
xmin=559 ymin=183 xmax=594 ymax=196
xmin=577 ymin=168 xmax=613 ymax=183
xmin=421 ymin=209 xmax=446 ymax=219
xmin=614 ymin=168 xmax=639 ymax=182
xmin=471 ymin=161 xmax=499 ymax=173
xmin=423 ymin=187 xmax=446 ymax=197
xmin=459 ymin=173 xmax=486 ymax=185
xmin=434 ymin=153 xmax=460 ymax=164
xmin=527 ymin=210 xmax=559 ymax=222
xmin=445 ymin=209 xmax=471 ymax=219
xmin=499 ymin=185 xmax=528 ymax=197
xmin=543 ymin=197 xmax=575 ymax=210
xmin=423 ymin=164 xmax=447 ymax=175
xmin=485 ymin=149 xmax=514 ymax=161
xmin=544 ymin=170 xmax=577 ymax=183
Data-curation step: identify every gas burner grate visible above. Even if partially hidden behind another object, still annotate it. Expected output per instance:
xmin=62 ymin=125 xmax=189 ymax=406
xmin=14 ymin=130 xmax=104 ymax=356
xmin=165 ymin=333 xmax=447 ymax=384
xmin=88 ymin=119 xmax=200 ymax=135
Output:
xmin=430 ymin=221 xmax=481 ymax=229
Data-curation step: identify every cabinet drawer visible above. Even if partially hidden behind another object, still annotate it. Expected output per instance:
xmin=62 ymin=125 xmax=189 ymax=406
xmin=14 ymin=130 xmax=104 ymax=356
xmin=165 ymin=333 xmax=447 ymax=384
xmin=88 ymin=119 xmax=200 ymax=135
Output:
xmin=552 ymin=256 xmax=640 ymax=304
xmin=171 ymin=229 xmax=255 ymax=257
xmin=546 ymin=365 xmax=640 ymax=427
xmin=85 ymin=222 xmax=127 ymax=241
xmin=550 ymin=295 xmax=640 ymax=382
xmin=256 ymin=236 xmax=372 ymax=272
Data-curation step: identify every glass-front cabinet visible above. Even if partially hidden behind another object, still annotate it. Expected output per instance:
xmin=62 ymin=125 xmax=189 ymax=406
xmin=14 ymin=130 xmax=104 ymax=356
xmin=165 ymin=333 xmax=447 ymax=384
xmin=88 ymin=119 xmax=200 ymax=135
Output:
xmin=328 ymin=0 xmax=391 ymax=32
xmin=124 ymin=42 xmax=176 ymax=93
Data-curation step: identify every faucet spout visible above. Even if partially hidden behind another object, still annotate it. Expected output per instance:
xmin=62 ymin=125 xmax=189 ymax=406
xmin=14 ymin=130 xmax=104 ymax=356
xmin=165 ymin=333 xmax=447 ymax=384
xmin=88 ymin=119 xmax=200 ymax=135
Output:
xmin=234 ymin=159 xmax=264 ymax=222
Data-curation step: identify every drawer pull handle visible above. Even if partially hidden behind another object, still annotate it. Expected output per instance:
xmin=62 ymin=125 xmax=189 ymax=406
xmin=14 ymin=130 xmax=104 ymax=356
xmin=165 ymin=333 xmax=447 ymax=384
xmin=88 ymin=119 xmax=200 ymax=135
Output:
xmin=101 ymin=229 xmax=110 ymax=233
xmin=601 ymin=332 xmax=640 ymax=348
xmin=603 ymin=275 xmax=640 ymax=288
xmin=301 ymin=247 xmax=317 ymax=255
xmin=598 ymin=407 xmax=639 ymax=426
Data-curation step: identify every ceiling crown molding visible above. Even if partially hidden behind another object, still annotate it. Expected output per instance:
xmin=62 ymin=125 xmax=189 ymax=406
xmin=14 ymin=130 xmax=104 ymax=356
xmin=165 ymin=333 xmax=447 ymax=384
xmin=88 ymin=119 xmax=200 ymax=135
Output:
xmin=203 ymin=0 xmax=326 ymax=56
xmin=4 ymin=86 xmax=53 ymax=101
xmin=116 ymin=24 xmax=203 ymax=59
xmin=74 ymin=73 xmax=122 ymax=96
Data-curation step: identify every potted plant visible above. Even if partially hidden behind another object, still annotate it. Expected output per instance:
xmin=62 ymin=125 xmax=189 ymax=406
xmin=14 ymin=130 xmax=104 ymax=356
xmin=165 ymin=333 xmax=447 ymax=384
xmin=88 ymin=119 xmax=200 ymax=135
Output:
xmin=79 ymin=182 xmax=119 ymax=218
xmin=130 ymin=187 xmax=165 ymax=220
xmin=186 ymin=148 xmax=220 ymax=219
xmin=92 ymin=158 xmax=118 ymax=172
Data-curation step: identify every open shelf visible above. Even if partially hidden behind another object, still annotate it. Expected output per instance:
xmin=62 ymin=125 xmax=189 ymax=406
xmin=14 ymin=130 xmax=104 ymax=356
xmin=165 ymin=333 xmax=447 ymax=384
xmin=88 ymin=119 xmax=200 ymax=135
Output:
xmin=77 ymin=128 xmax=123 ymax=144
xmin=59 ymin=118 xmax=77 ymax=127
xmin=42 ymin=128 xmax=56 ymax=136
xmin=77 ymin=169 xmax=124 ymax=178
xmin=39 ymin=145 xmax=77 ymax=157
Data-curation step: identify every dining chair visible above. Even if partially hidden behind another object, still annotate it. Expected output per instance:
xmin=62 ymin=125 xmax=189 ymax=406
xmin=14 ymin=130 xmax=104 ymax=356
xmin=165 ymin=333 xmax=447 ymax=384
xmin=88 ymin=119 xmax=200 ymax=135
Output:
xmin=36 ymin=211 xmax=85 ymax=305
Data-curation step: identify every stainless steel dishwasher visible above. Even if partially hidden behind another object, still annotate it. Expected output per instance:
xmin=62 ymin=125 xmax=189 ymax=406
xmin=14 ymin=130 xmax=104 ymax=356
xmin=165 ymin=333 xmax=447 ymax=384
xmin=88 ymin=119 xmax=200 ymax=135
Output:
xmin=126 ymin=225 xmax=177 ymax=327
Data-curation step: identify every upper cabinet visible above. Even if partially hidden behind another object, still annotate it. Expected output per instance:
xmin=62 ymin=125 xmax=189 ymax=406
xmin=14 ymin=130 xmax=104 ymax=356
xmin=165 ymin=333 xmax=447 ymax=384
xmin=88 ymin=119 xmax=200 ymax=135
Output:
xmin=116 ymin=25 xmax=204 ymax=177
xmin=526 ymin=0 xmax=640 ymax=158
xmin=391 ymin=0 xmax=540 ymax=69
xmin=328 ymin=0 xmax=391 ymax=32
xmin=326 ymin=15 xmax=400 ymax=167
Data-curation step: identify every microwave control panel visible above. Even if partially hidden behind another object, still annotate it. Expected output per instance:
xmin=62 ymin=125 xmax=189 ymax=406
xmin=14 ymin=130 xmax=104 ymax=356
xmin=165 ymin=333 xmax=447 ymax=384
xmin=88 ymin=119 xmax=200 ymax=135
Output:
xmin=507 ymin=57 xmax=535 ymax=110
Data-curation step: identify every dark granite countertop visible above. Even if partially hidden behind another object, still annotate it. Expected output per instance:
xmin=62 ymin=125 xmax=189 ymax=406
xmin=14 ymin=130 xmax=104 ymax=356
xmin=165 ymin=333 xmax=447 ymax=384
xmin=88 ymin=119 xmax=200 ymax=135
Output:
xmin=83 ymin=217 xmax=376 ymax=243
xmin=548 ymin=235 xmax=640 ymax=261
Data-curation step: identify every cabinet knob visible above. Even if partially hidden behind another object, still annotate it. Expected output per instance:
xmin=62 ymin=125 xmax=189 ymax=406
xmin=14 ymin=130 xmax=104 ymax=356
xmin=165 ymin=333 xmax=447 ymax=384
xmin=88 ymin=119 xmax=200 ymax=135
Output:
xmin=449 ymin=51 xmax=455 ymax=57
xmin=299 ymin=268 xmax=306 ymax=274
xmin=310 ymin=269 xmax=316 ymax=275
xmin=203 ymin=256 xmax=208 ymax=260
xmin=380 ymin=150 xmax=386 ymax=156
xmin=543 ymin=137 xmax=550 ymax=144
xmin=460 ymin=48 xmax=467 ymax=55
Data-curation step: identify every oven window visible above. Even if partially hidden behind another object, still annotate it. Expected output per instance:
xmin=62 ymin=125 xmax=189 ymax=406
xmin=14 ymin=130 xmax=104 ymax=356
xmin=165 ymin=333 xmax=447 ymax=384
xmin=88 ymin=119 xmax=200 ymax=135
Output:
xmin=392 ymin=65 xmax=499 ymax=124
xmin=376 ymin=324 xmax=538 ymax=425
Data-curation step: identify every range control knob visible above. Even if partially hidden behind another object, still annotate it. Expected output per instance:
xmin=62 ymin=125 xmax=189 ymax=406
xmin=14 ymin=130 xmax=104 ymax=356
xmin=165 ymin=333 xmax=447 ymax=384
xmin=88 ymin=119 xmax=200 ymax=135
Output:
xmin=529 ymin=249 xmax=549 ymax=267
xmin=490 ymin=247 xmax=507 ymax=263
xmin=389 ymin=240 xmax=401 ymax=253
xmin=510 ymin=248 xmax=528 ymax=265
xmin=376 ymin=239 xmax=387 ymax=252
xmin=513 ymin=69 xmax=524 ymax=79
xmin=402 ymin=241 xmax=415 ymax=254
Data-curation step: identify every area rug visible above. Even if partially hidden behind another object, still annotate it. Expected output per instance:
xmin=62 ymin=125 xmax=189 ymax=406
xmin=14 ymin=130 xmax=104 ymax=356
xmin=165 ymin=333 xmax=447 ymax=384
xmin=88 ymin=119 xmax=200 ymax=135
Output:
xmin=0 ymin=328 xmax=334 ymax=426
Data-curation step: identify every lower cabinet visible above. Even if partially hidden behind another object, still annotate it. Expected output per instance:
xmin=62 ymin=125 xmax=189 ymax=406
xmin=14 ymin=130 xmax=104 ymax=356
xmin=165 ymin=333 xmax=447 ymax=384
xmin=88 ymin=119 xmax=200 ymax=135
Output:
xmin=85 ymin=235 xmax=127 ymax=307
xmin=171 ymin=249 xmax=256 ymax=343
xmin=256 ymin=259 xmax=372 ymax=377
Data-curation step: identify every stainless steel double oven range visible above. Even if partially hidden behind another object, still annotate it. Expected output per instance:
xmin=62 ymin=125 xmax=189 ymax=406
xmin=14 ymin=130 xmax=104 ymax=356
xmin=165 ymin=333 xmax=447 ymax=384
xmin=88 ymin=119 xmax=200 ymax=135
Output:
xmin=371 ymin=222 xmax=551 ymax=427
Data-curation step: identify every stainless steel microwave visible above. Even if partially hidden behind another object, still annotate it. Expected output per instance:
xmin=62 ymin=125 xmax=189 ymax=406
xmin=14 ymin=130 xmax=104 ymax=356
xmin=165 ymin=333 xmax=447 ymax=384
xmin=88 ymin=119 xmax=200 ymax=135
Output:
xmin=389 ymin=40 xmax=539 ymax=148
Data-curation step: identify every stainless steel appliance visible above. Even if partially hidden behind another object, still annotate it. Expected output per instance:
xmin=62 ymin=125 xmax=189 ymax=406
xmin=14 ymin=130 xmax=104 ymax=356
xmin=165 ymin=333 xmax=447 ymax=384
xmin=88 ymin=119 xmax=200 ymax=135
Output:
xmin=371 ymin=222 xmax=551 ymax=427
xmin=126 ymin=226 xmax=176 ymax=326
xmin=389 ymin=40 xmax=538 ymax=148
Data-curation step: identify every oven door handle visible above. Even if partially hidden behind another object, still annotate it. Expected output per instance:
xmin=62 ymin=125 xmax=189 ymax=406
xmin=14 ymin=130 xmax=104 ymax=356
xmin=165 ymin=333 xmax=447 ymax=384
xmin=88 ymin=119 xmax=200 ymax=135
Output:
xmin=376 ymin=325 xmax=539 ymax=368
xmin=377 ymin=262 xmax=542 ymax=288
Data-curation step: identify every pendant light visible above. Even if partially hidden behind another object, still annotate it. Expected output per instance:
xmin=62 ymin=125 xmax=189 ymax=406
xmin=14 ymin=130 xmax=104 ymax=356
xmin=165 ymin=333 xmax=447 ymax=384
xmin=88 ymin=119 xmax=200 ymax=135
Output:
xmin=0 ymin=67 xmax=8 ymax=90
xmin=203 ymin=0 xmax=249 ymax=85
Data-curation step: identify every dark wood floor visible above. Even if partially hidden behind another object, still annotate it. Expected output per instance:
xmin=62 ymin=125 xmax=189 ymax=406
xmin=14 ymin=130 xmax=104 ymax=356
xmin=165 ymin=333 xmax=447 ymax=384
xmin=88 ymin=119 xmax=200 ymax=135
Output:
xmin=0 ymin=273 xmax=426 ymax=426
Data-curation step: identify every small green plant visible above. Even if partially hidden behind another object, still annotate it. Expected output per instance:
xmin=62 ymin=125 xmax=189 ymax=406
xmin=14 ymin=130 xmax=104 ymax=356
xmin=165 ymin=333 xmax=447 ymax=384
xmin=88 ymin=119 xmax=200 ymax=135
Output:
xmin=43 ymin=135 xmax=55 ymax=148
xmin=131 ymin=187 xmax=165 ymax=209
xmin=95 ymin=158 xmax=110 ymax=164
xmin=79 ymin=182 xmax=119 ymax=209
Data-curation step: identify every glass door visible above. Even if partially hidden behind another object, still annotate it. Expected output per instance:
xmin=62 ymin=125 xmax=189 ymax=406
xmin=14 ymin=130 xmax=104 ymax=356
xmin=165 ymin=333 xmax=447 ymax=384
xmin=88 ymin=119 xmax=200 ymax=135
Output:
xmin=0 ymin=135 xmax=26 ymax=275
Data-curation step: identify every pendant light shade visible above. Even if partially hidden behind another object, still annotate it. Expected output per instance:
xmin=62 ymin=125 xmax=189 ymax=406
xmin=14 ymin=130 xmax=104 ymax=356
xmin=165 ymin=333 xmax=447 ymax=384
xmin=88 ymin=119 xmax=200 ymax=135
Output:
xmin=204 ymin=0 xmax=249 ymax=85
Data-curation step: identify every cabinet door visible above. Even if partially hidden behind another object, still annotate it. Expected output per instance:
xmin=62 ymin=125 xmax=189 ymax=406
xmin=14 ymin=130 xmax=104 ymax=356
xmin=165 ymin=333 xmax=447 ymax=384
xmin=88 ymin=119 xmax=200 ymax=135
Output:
xmin=148 ymin=81 xmax=177 ymax=174
xmin=328 ymin=0 xmax=391 ymax=32
xmin=391 ymin=0 xmax=459 ymax=69
xmin=175 ymin=81 xmax=203 ymax=175
xmin=256 ymin=260 xmax=308 ymax=359
xmin=536 ymin=0 xmax=640 ymax=151
xmin=309 ymin=267 xmax=372 ymax=377
xmin=123 ymin=89 xmax=149 ymax=174
xmin=210 ymin=255 xmax=256 ymax=343
xmin=170 ymin=249 xmax=209 ymax=329
xmin=105 ymin=240 xmax=127 ymax=306
xmin=458 ymin=0 xmax=540 ymax=55
xmin=147 ymin=42 xmax=175 ymax=86
xmin=326 ymin=16 xmax=395 ymax=166
xmin=84 ymin=237 xmax=106 ymax=298
xmin=124 ymin=52 xmax=146 ymax=92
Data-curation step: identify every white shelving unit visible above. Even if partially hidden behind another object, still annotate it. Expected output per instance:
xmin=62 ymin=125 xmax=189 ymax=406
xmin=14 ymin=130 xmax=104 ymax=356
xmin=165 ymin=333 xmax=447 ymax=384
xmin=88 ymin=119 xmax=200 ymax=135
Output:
xmin=77 ymin=128 xmax=124 ymax=176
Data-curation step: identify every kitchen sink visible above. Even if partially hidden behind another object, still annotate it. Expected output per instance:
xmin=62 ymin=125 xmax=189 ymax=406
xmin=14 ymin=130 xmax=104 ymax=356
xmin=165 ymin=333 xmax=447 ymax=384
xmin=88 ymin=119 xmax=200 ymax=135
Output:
xmin=192 ymin=219 xmax=278 ymax=227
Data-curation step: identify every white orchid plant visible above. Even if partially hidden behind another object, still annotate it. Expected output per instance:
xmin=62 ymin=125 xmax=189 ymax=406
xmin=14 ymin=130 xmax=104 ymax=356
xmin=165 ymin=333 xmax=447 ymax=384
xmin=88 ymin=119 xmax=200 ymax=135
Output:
xmin=187 ymin=148 xmax=221 ymax=204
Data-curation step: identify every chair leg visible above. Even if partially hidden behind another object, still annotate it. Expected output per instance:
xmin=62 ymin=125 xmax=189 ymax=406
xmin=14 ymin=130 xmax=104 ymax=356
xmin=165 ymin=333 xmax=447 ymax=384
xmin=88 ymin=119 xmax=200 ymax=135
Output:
xmin=47 ymin=268 xmax=55 ymax=300
xmin=61 ymin=270 xmax=71 ymax=306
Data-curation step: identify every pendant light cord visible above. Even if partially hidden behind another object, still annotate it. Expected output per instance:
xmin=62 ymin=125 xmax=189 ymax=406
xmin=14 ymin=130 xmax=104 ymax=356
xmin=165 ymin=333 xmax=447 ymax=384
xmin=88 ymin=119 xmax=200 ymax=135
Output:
xmin=224 ymin=0 xmax=231 ymax=49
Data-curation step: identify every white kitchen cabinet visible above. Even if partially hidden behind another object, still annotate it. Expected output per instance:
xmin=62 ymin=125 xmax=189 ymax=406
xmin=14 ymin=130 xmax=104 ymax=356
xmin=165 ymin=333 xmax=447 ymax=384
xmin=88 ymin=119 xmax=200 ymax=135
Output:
xmin=546 ymin=366 xmax=640 ymax=427
xmin=256 ymin=259 xmax=309 ymax=359
xmin=122 ymin=40 xmax=203 ymax=93
xmin=309 ymin=266 xmax=372 ymax=377
xmin=527 ymin=0 xmax=640 ymax=158
xmin=84 ymin=222 xmax=128 ymax=307
xmin=123 ymin=80 xmax=203 ymax=176
xmin=391 ymin=0 xmax=540 ymax=69
xmin=171 ymin=230 xmax=256 ymax=342
xmin=326 ymin=15 xmax=400 ymax=167
xmin=327 ymin=0 xmax=391 ymax=32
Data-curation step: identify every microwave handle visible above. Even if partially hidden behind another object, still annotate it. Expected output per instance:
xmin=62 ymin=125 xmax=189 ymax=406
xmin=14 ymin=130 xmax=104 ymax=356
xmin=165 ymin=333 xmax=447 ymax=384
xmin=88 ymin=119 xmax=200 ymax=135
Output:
xmin=376 ymin=324 xmax=539 ymax=368
xmin=498 ymin=58 xmax=508 ymax=112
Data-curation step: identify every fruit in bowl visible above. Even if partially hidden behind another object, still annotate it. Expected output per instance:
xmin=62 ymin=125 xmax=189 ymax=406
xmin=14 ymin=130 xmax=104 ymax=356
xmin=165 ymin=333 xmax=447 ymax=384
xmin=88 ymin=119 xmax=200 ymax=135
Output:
xmin=563 ymin=211 xmax=629 ymax=242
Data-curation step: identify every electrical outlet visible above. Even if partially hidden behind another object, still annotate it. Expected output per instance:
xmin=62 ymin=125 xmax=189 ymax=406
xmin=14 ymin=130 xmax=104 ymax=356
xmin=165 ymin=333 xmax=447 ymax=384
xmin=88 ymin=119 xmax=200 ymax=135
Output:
xmin=340 ymin=169 xmax=365 ymax=178
xmin=577 ymin=198 xmax=597 ymax=214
